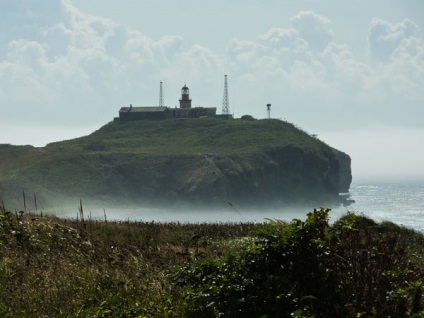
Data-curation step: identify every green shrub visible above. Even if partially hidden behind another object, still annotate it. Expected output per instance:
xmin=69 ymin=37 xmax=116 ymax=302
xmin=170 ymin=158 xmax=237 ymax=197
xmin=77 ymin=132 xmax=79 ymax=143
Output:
xmin=174 ymin=209 xmax=424 ymax=317
xmin=240 ymin=115 xmax=256 ymax=121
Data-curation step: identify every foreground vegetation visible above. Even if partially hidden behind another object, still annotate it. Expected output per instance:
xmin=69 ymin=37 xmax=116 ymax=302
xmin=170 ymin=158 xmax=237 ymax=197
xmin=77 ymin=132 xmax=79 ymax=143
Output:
xmin=0 ymin=204 xmax=422 ymax=317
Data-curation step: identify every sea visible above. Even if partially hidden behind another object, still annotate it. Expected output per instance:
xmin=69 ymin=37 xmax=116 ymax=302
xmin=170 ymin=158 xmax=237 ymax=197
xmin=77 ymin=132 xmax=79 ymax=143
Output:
xmin=332 ymin=180 xmax=424 ymax=233
xmin=55 ymin=180 xmax=424 ymax=233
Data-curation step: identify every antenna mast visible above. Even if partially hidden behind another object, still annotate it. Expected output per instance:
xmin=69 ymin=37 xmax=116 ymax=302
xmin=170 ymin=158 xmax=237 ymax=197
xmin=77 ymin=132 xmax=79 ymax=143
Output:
xmin=222 ymin=75 xmax=229 ymax=115
xmin=159 ymin=81 xmax=164 ymax=107
xmin=266 ymin=103 xmax=271 ymax=119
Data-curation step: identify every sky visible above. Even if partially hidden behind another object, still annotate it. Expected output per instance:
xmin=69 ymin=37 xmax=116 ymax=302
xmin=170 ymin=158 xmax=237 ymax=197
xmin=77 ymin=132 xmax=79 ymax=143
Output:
xmin=0 ymin=0 xmax=423 ymax=181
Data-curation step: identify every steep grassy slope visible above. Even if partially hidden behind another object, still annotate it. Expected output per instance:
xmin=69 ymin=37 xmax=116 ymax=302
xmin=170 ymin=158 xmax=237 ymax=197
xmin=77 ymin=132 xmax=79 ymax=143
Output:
xmin=0 ymin=118 xmax=351 ymax=209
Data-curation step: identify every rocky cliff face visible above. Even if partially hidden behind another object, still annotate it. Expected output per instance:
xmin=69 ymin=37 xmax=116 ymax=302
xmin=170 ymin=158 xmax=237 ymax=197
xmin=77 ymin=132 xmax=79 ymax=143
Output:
xmin=100 ymin=145 xmax=351 ymax=207
xmin=164 ymin=146 xmax=347 ymax=207
xmin=332 ymin=148 xmax=352 ymax=193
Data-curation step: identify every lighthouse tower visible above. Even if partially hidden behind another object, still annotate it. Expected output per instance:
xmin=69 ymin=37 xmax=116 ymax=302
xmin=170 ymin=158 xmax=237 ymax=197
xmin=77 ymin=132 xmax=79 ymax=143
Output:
xmin=179 ymin=85 xmax=192 ymax=108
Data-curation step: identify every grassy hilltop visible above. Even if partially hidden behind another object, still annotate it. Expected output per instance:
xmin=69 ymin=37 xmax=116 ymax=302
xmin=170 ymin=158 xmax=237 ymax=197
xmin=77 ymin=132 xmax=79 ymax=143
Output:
xmin=45 ymin=117 xmax=327 ymax=154
xmin=0 ymin=118 xmax=351 ymax=209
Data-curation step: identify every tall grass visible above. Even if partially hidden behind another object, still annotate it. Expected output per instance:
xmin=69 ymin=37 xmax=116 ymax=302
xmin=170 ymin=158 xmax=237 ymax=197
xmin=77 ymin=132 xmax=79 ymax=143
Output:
xmin=0 ymin=205 xmax=260 ymax=317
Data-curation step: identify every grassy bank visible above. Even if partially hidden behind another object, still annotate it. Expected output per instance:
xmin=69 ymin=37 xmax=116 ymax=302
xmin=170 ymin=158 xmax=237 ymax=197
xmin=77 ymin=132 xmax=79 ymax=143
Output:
xmin=0 ymin=204 xmax=422 ymax=317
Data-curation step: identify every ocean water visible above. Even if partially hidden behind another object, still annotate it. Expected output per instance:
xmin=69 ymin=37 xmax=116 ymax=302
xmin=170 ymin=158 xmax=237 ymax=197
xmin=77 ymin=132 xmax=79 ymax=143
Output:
xmin=331 ymin=180 xmax=424 ymax=233
xmin=53 ymin=180 xmax=424 ymax=233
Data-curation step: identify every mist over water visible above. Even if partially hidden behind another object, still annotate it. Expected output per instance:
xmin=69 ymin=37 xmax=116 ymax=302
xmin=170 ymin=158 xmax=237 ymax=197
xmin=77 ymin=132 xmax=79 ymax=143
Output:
xmin=49 ymin=180 xmax=424 ymax=233
xmin=52 ymin=203 xmax=320 ymax=224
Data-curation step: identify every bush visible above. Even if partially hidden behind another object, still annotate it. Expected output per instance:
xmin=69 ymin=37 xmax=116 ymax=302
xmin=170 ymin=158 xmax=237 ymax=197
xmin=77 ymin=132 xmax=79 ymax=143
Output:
xmin=240 ymin=115 xmax=256 ymax=121
xmin=174 ymin=209 xmax=424 ymax=317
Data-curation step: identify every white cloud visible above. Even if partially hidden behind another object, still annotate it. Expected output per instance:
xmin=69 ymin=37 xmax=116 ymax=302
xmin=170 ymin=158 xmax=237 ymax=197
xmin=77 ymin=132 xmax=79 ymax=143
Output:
xmin=368 ymin=18 xmax=419 ymax=61
xmin=289 ymin=11 xmax=334 ymax=52
xmin=257 ymin=27 xmax=299 ymax=49
xmin=362 ymin=19 xmax=424 ymax=127
xmin=61 ymin=0 xmax=119 ymax=48
xmin=126 ymin=31 xmax=183 ymax=67
xmin=222 ymin=13 xmax=424 ymax=130
xmin=0 ymin=0 xmax=191 ymax=126
xmin=226 ymin=13 xmax=363 ymax=124
xmin=390 ymin=36 xmax=424 ymax=93
xmin=321 ymin=42 xmax=371 ymax=82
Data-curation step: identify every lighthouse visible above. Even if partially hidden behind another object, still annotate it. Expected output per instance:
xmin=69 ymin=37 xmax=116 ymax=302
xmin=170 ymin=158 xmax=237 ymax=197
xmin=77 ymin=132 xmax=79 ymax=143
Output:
xmin=179 ymin=85 xmax=192 ymax=109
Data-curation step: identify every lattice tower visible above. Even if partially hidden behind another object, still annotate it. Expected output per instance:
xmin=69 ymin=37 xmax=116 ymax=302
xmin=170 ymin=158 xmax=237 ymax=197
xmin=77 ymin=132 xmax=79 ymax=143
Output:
xmin=267 ymin=103 xmax=271 ymax=119
xmin=222 ymin=75 xmax=230 ymax=115
xmin=159 ymin=81 xmax=164 ymax=107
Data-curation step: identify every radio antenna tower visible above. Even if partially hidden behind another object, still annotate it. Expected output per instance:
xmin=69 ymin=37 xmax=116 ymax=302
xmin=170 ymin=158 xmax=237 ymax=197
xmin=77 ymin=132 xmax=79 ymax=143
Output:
xmin=159 ymin=81 xmax=164 ymax=107
xmin=266 ymin=103 xmax=271 ymax=119
xmin=222 ymin=75 xmax=230 ymax=115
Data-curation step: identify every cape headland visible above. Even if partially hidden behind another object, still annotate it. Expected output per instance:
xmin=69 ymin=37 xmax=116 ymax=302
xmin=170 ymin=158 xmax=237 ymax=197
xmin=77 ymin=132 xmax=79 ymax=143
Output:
xmin=0 ymin=116 xmax=352 ymax=210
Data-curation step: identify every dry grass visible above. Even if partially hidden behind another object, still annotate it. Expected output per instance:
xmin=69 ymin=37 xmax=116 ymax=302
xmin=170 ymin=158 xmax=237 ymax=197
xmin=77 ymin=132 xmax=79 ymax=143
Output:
xmin=0 ymin=204 xmax=261 ymax=317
